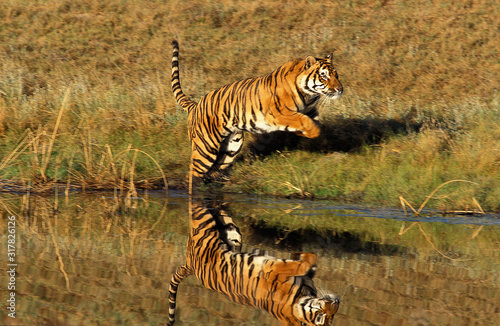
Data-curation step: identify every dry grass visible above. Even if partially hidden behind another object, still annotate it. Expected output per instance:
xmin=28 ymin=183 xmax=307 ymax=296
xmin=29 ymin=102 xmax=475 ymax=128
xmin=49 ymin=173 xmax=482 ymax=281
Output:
xmin=1 ymin=0 xmax=497 ymax=107
xmin=0 ymin=0 xmax=499 ymax=209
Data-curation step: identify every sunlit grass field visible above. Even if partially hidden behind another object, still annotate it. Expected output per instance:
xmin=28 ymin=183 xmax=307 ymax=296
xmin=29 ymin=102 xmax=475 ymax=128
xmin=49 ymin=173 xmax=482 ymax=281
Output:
xmin=0 ymin=0 xmax=498 ymax=211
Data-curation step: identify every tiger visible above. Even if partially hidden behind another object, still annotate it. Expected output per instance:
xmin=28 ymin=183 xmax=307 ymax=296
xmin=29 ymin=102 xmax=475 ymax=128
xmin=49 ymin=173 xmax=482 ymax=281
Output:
xmin=167 ymin=197 xmax=340 ymax=326
xmin=171 ymin=40 xmax=343 ymax=184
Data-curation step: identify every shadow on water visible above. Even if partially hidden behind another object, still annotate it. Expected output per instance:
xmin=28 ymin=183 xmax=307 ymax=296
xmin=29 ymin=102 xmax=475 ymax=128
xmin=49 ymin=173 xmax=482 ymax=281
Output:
xmin=246 ymin=225 xmax=406 ymax=256
xmin=0 ymin=190 xmax=499 ymax=325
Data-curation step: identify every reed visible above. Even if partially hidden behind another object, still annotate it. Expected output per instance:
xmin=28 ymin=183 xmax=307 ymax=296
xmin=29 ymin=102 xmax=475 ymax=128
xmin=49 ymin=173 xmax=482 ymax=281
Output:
xmin=40 ymin=85 xmax=71 ymax=181
xmin=399 ymin=180 xmax=483 ymax=216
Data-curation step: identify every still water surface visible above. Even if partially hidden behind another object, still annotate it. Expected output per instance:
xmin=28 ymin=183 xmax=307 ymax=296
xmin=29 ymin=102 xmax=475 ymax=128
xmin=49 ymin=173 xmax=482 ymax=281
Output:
xmin=0 ymin=190 xmax=498 ymax=325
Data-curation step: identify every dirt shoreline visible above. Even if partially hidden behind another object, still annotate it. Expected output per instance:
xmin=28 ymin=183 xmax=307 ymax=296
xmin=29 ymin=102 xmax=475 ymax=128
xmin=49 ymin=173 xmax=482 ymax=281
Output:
xmin=0 ymin=179 xmax=185 ymax=194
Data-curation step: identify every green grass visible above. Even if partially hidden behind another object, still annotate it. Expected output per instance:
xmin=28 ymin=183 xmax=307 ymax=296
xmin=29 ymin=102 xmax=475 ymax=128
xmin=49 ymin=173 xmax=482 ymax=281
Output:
xmin=0 ymin=0 xmax=499 ymax=211
xmin=230 ymin=98 xmax=500 ymax=211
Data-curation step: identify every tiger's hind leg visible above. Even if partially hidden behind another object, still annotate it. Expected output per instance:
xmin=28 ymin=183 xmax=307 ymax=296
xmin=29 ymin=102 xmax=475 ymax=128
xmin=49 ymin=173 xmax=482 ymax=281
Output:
xmin=208 ymin=131 xmax=244 ymax=181
xmin=189 ymin=146 xmax=218 ymax=185
xmin=189 ymin=131 xmax=243 ymax=184
xmin=209 ymin=201 xmax=242 ymax=252
xmin=168 ymin=265 xmax=192 ymax=326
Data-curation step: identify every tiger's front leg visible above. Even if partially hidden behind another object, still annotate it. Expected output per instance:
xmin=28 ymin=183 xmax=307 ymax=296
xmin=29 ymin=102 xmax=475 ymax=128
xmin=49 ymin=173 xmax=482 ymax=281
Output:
xmin=271 ymin=112 xmax=321 ymax=139
xmin=263 ymin=253 xmax=318 ymax=284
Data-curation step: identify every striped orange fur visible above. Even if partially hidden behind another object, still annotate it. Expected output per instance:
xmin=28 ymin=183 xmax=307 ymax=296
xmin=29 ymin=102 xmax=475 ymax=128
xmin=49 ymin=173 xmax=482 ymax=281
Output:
xmin=171 ymin=40 xmax=343 ymax=183
xmin=167 ymin=198 xmax=340 ymax=325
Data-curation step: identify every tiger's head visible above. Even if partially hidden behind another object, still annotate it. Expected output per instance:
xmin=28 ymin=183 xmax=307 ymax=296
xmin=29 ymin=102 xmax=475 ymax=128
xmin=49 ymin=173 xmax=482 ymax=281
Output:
xmin=294 ymin=294 xmax=340 ymax=326
xmin=298 ymin=54 xmax=343 ymax=100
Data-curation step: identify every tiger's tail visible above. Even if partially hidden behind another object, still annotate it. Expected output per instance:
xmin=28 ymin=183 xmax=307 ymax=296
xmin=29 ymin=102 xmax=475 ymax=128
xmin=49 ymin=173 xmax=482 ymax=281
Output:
xmin=171 ymin=40 xmax=197 ymax=112
xmin=167 ymin=265 xmax=192 ymax=326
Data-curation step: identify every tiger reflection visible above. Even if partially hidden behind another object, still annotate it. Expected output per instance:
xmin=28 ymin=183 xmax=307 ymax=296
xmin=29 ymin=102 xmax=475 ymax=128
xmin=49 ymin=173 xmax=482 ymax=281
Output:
xmin=167 ymin=198 xmax=339 ymax=325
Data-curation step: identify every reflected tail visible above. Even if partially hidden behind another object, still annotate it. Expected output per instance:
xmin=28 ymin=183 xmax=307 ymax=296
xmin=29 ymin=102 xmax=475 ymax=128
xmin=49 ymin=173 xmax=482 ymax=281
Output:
xmin=167 ymin=265 xmax=192 ymax=326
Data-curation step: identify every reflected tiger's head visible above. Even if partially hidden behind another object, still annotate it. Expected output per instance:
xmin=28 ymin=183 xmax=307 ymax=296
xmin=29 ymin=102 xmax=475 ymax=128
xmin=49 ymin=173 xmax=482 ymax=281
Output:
xmin=294 ymin=294 xmax=340 ymax=326
xmin=298 ymin=54 xmax=343 ymax=100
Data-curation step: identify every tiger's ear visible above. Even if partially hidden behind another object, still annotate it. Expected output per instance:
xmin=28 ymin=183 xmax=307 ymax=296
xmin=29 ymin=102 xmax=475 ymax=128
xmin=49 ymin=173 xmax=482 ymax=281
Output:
xmin=305 ymin=56 xmax=317 ymax=69
xmin=326 ymin=53 xmax=334 ymax=63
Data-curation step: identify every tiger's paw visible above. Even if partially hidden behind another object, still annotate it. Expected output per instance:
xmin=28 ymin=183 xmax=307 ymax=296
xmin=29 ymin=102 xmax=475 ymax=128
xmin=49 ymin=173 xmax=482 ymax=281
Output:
xmin=299 ymin=252 xmax=317 ymax=266
xmin=298 ymin=124 xmax=321 ymax=139
xmin=293 ymin=252 xmax=318 ymax=276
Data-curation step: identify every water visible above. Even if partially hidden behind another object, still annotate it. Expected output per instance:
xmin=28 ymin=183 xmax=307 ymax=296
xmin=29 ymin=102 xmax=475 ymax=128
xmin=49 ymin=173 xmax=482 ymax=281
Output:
xmin=0 ymin=190 xmax=498 ymax=325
